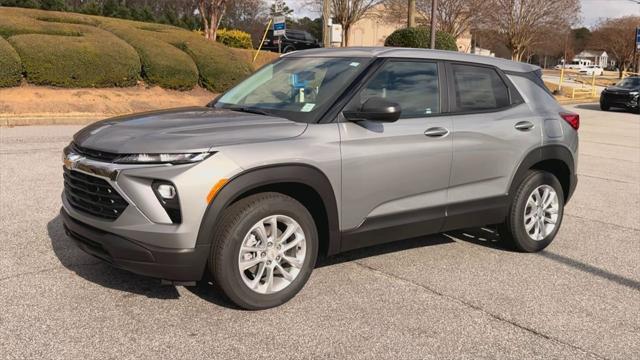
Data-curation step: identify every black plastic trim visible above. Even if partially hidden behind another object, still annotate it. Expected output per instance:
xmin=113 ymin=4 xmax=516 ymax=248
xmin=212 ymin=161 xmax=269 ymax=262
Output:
xmin=340 ymin=206 xmax=445 ymax=252
xmin=195 ymin=164 xmax=341 ymax=255
xmin=61 ymin=208 xmax=209 ymax=281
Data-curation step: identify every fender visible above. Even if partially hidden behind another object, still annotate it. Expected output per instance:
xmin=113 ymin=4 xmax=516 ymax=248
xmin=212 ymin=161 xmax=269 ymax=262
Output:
xmin=195 ymin=164 xmax=341 ymax=256
xmin=508 ymin=144 xmax=577 ymax=202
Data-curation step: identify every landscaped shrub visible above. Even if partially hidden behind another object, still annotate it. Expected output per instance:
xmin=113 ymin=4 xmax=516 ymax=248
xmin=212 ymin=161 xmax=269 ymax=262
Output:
xmin=0 ymin=37 xmax=22 ymax=87
xmin=0 ymin=7 xmax=254 ymax=91
xmin=0 ymin=8 xmax=140 ymax=87
xmin=216 ymin=29 xmax=252 ymax=49
xmin=384 ymin=27 xmax=458 ymax=51
xmin=99 ymin=20 xmax=199 ymax=90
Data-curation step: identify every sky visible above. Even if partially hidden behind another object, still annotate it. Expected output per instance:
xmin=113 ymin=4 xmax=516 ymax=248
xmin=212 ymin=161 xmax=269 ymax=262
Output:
xmin=285 ymin=0 xmax=640 ymax=28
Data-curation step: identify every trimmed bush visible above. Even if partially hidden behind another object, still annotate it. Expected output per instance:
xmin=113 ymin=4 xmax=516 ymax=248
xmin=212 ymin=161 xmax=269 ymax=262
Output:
xmin=0 ymin=7 xmax=254 ymax=91
xmin=216 ymin=29 xmax=252 ymax=49
xmin=384 ymin=27 xmax=458 ymax=51
xmin=0 ymin=8 xmax=140 ymax=87
xmin=99 ymin=20 xmax=199 ymax=90
xmin=0 ymin=37 xmax=22 ymax=87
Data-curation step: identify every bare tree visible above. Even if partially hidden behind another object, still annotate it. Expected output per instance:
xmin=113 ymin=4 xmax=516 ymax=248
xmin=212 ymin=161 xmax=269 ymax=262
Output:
xmin=478 ymin=0 xmax=580 ymax=61
xmin=590 ymin=16 xmax=640 ymax=78
xmin=331 ymin=0 xmax=382 ymax=46
xmin=382 ymin=0 xmax=483 ymax=39
xmin=198 ymin=0 xmax=227 ymax=41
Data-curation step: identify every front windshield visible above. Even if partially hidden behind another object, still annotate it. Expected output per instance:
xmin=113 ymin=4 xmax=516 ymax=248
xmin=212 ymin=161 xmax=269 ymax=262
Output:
xmin=615 ymin=77 xmax=640 ymax=88
xmin=214 ymin=57 xmax=370 ymax=123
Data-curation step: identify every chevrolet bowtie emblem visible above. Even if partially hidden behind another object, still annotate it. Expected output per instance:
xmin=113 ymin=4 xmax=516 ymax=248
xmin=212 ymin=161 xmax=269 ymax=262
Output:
xmin=64 ymin=152 xmax=84 ymax=170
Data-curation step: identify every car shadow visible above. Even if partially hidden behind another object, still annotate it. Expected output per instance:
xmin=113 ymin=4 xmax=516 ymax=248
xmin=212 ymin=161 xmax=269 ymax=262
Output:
xmin=47 ymin=214 xmax=181 ymax=300
xmin=444 ymin=226 xmax=513 ymax=252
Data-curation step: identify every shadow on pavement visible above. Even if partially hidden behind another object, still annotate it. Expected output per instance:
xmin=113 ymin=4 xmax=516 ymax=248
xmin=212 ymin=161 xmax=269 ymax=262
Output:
xmin=47 ymin=214 xmax=181 ymax=300
xmin=539 ymin=251 xmax=640 ymax=291
xmin=445 ymin=227 xmax=513 ymax=251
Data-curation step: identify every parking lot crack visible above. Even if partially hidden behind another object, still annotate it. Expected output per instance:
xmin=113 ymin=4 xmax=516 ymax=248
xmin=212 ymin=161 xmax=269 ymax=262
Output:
xmin=353 ymin=261 xmax=608 ymax=360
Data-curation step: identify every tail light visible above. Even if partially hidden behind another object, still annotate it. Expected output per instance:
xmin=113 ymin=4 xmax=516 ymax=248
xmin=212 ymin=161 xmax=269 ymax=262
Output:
xmin=560 ymin=112 xmax=579 ymax=130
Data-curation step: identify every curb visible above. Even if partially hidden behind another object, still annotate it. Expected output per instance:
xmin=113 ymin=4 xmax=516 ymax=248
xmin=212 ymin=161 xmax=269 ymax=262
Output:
xmin=0 ymin=114 xmax=107 ymax=126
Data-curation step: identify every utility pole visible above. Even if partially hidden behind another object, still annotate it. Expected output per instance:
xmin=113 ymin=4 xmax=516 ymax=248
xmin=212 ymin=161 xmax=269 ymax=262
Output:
xmin=322 ymin=0 xmax=330 ymax=48
xmin=407 ymin=0 xmax=416 ymax=27
xmin=429 ymin=0 xmax=437 ymax=49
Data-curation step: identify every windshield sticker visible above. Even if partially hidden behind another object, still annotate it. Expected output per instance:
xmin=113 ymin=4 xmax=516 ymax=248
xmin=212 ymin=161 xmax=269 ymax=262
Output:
xmin=301 ymin=103 xmax=315 ymax=112
xmin=350 ymin=62 xmax=360 ymax=67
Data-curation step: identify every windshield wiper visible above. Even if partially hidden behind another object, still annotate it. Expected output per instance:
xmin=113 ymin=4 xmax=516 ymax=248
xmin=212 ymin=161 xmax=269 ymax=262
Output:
xmin=227 ymin=106 xmax=270 ymax=116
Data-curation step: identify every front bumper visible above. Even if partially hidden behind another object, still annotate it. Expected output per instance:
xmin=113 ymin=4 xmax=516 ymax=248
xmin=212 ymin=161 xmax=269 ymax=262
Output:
xmin=61 ymin=207 xmax=209 ymax=281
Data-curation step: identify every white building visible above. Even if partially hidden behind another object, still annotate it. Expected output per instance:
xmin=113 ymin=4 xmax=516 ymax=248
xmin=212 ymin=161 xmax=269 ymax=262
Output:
xmin=575 ymin=50 xmax=609 ymax=68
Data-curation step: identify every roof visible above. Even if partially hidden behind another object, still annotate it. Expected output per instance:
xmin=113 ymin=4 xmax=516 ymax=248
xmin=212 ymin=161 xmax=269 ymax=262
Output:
xmin=576 ymin=50 xmax=607 ymax=58
xmin=284 ymin=47 xmax=540 ymax=73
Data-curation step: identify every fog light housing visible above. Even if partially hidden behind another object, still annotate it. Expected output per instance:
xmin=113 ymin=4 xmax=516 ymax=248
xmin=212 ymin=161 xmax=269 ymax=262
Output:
xmin=152 ymin=181 xmax=181 ymax=223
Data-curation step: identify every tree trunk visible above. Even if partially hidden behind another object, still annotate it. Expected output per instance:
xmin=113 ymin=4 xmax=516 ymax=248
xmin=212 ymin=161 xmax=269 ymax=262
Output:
xmin=343 ymin=24 xmax=350 ymax=47
xmin=199 ymin=1 xmax=210 ymax=39
xmin=210 ymin=13 xmax=217 ymax=41
xmin=408 ymin=0 xmax=416 ymax=27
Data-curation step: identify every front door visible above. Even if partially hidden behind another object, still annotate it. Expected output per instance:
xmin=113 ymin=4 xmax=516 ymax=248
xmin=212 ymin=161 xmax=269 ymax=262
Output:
xmin=338 ymin=59 xmax=453 ymax=250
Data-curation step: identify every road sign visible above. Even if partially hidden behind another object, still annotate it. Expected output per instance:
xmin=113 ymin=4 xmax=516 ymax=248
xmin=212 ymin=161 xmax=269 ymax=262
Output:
xmin=273 ymin=15 xmax=286 ymax=36
xmin=636 ymin=27 xmax=640 ymax=50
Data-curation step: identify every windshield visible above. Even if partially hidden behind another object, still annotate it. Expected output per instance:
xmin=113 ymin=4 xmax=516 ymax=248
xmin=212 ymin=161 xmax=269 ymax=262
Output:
xmin=615 ymin=77 xmax=640 ymax=88
xmin=214 ymin=57 xmax=370 ymax=123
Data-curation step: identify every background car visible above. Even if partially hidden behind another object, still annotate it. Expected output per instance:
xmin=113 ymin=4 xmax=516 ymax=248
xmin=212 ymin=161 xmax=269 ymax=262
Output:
xmin=600 ymin=76 xmax=640 ymax=113
xmin=579 ymin=65 xmax=604 ymax=76
xmin=262 ymin=29 xmax=321 ymax=53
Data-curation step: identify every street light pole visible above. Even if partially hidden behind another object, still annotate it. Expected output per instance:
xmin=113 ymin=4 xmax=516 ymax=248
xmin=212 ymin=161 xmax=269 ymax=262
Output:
xmin=429 ymin=0 xmax=437 ymax=49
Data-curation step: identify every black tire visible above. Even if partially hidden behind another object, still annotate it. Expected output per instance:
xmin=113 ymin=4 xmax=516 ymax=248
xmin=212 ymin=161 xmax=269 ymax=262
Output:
xmin=283 ymin=46 xmax=295 ymax=53
xmin=600 ymin=102 xmax=610 ymax=111
xmin=498 ymin=171 xmax=565 ymax=252
xmin=210 ymin=192 xmax=318 ymax=310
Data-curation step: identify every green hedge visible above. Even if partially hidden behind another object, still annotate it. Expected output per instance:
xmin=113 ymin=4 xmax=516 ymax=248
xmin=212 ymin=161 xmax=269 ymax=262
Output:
xmin=0 ymin=37 xmax=22 ymax=87
xmin=216 ymin=29 xmax=253 ymax=49
xmin=0 ymin=7 xmax=253 ymax=91
xmin=1 ymin=8 xmax=140 ymax=87
xmin=99 ymin=20 xmax=199 ymax=90
xmin=384 ymin=27 xmax=458 ymax=51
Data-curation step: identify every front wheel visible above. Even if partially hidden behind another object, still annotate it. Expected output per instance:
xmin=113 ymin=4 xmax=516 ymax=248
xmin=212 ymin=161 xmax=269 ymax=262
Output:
xmin=210 ymin=192 xmax=318 ymax=310
xmin=499 ymin=171 xmax=565 ymax=252
xmin=600 ymin=101 xmax=610 ymax=111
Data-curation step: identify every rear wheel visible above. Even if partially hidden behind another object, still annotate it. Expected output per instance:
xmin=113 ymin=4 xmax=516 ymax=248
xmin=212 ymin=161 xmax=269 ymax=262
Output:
xmin=499 ymin=171 xmax=564 ymax=252
xmin=210 ymin=192 xmax=318 ymax=310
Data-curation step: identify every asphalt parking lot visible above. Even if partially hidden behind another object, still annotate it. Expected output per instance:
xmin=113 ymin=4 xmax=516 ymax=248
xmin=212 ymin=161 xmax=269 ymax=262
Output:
xmin=1 ymin=103 xmax=638 ymax=359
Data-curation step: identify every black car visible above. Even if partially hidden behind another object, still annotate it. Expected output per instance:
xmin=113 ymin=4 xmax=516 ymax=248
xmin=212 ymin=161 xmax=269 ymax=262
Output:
xmin=262 ymin=29 xmax=321 ymax=53
xmin=600 ymin=76 xmax=640 ymax=113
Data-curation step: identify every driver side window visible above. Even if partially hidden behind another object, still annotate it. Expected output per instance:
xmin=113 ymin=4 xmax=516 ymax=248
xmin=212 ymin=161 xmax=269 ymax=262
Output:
xmin=355 ymin=60 xmax=440 ymax=119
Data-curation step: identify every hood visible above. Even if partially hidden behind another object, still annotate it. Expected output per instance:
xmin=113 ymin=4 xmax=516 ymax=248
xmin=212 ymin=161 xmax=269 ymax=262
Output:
xmin=605 ymin=86 xmax=640 ymax=93
xmin=73 ymin=107 xmax=308 ymax=154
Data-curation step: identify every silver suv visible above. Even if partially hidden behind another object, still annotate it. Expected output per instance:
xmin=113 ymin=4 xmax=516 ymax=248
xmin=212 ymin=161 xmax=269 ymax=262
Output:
xmin=61 ymin=48 xmax=578 ymax=309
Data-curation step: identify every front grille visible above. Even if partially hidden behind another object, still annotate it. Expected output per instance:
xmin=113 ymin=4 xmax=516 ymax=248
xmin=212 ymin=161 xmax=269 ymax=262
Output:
xmin=606 ymin=93 xmax=632 ymax=104
xmin=63 ymin=167 xmax=128 ymax=220
xmin=70 ymin=143 xmax=119 ymax=163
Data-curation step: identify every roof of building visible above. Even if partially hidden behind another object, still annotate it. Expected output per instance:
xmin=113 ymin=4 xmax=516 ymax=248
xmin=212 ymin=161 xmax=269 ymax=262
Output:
xmin=576 ymin=50 xmax=608 ymax=58
xmin=284 ymin=47 xmax=540 ymax=73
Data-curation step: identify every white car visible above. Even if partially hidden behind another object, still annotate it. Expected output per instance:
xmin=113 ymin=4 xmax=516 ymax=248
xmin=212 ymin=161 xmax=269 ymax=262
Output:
xmin=579 ymin=65 xmax=604 ymax=76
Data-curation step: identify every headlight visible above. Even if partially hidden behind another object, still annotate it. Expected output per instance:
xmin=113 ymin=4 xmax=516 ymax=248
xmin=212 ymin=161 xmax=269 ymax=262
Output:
xmin=629 ymin=91 xmax=639 ymax=96
xmin=113 ymin=152 xmax=213 ymax=164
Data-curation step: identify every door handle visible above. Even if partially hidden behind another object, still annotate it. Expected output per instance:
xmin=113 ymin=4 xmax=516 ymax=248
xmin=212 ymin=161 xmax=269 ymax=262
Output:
xmin=424 ymin=127 xmax=449 ymax=138
xmin=514 ymin=121 xmax=534 ymax=131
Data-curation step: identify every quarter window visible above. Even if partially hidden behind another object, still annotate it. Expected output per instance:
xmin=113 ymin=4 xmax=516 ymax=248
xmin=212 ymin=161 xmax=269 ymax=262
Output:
xmin=354 ymin=61 xmax=440 ymax=118
xmin=451 ymin=64 xmax=510 ymax=112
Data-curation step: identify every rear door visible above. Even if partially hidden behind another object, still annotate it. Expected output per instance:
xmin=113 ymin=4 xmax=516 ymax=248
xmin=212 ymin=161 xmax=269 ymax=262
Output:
xmin=339 ymin=59 xmax=453 ymax=250
xmin=442 ymin=62 xmax=541 ymax=230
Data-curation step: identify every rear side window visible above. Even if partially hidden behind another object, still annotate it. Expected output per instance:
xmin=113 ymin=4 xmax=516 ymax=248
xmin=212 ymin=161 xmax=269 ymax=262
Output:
xmin=355 ymin=60 xmax=440 ymax=118
xmin=451 ymin=64 xmax=510 ymax=112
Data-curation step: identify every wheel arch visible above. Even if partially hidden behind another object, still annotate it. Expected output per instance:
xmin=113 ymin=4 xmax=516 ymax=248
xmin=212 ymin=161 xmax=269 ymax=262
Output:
xmin=195 ymin=163 xmax=340 ymax=258
xmin=509 ymin=145 xmax=576 ymax=203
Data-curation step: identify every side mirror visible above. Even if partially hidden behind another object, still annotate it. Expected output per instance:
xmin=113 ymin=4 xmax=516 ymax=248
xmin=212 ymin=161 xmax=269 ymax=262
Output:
xmin=343 ymin=97 xmax=401 ymax=123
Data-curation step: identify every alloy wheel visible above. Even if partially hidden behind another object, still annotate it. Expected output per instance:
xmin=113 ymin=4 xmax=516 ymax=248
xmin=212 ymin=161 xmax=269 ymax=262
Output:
xmin=524 ymin=185 xmax=559 ymax=241
xmin=237 ymin=215 xmax=307 ymax=294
